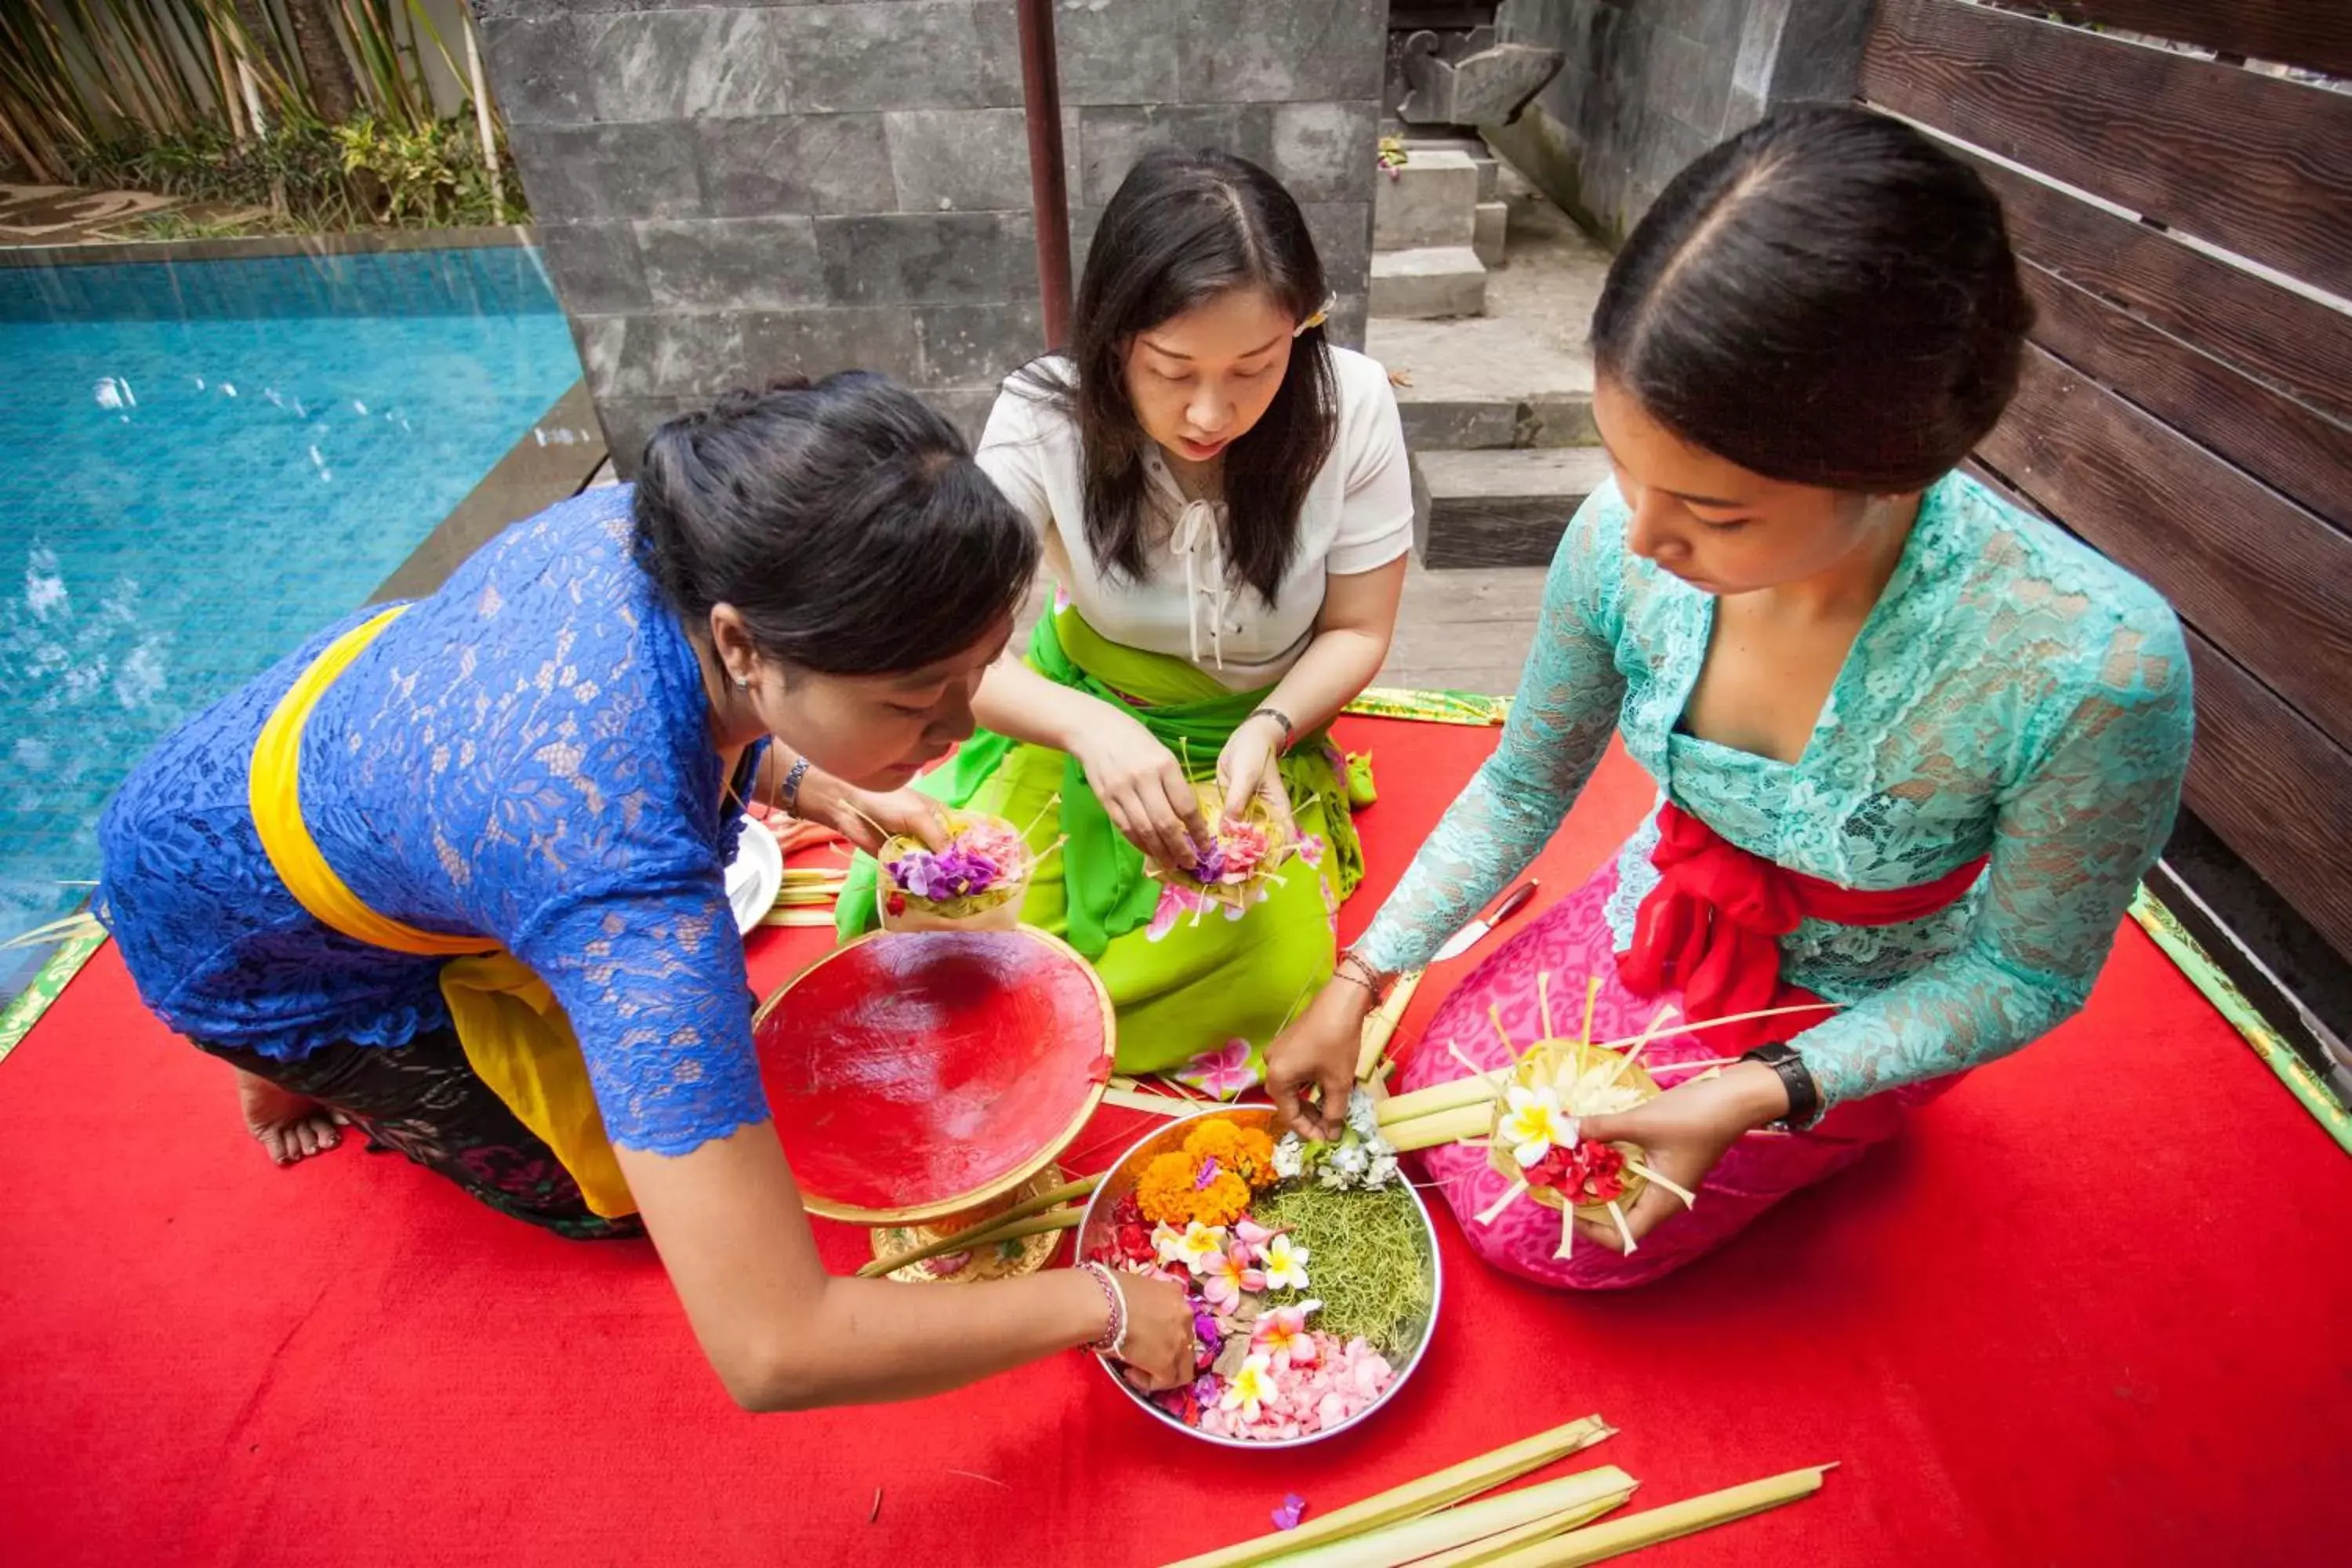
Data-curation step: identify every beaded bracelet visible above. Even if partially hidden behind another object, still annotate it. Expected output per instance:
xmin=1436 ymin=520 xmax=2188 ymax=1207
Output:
xmin=778 ymin=756 xmax=811 ymax=818
xmin=1076 ymin=1261 xmax=1128 ymax=1358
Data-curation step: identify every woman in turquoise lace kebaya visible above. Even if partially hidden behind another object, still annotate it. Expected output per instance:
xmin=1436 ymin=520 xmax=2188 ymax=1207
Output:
xmin=96 ymin=376 xmax=1196 ymax=1403
xmin=1266 ymin=108 xmax=2194 ymax=1287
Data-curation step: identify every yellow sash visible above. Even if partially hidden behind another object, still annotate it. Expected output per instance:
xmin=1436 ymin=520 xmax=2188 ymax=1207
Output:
xmin=248 ymin=606 xmax=634 ymax=1218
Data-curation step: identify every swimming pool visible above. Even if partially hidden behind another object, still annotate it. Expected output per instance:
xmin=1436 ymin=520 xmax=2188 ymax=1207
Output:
xmin=0 ymin=245 xmax=584 ymax=998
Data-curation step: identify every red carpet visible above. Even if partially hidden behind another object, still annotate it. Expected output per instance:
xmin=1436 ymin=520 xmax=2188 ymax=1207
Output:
xmin=4 ymin=717 xmax=2347 ymax=1566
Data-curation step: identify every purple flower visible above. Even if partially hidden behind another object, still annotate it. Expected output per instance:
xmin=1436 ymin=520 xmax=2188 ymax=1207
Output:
xmin=1272 ymin=1494 xmax=1308 ymax=1531
xmin=1189 ymin=840 xmax=1230 ymax=883
xmin=885 ymin=844 xmax=1001 ymax=901
xmin=1193 ymin=1156 xmax=1221 ymax=1191
xmin=1191 ymin=1300 xmax=1221 ymax=1348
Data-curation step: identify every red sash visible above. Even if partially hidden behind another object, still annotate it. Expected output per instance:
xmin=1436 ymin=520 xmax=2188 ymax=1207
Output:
xmin=1617 ymin=802 xmax=1986 ymax=1053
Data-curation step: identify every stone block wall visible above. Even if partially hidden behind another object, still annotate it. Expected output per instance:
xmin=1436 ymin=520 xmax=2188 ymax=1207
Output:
xmin=474 ymin=0 xmax=1388 ymax=475
xmin=1483 ymin=0 xmax=1871 ymax=245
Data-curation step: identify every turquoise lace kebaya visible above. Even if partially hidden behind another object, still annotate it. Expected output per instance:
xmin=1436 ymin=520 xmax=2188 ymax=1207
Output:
xmin=1355 ymin=472 xmax=2194 ymax=1109
xmin=96 ymin=488 xmax=771 ymax=1156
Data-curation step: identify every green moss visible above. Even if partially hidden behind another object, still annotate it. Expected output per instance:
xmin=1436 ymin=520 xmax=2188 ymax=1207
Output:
xmin=1253 ymin=1183 xmax=1434 ymax=1362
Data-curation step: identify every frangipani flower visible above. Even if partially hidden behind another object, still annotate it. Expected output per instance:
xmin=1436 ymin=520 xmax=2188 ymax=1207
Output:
xmin=1260 ymin=1232 xmax=1311 ymax=1293
xmin=1501 ymin=1083 xmax=1571 ymax=1167
xmin=1201 ymin=1243 xmax=1267 ymax=1310
xmin=1220 ymin=1352 xmax=1279 ymax=1421
xmin=1251 ymin=1301 xmax=1323 ymax=1367
xmin=1233 ymin=1216 xmax=1276 ymax=1255
xmin=1174 ymin=1037 xmax=1258 ymax=1100
xmin=1166 ymin=1221 xmax=1228 ymax=1275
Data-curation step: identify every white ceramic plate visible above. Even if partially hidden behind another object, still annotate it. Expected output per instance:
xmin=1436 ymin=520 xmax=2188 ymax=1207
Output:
xmin=724 ymin=813 xmax=784 ymax=935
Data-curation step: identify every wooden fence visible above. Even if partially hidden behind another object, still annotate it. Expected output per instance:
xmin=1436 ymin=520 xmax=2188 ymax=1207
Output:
xmin=1858 ymin=0 xmax=2352 ymax=959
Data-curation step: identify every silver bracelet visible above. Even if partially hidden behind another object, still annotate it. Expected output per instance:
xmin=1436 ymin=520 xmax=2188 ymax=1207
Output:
xmin=778 ymin=756 xmax=811 ymax=818
xmin=1076 ymin=1261 xmax=1128 ymax=1358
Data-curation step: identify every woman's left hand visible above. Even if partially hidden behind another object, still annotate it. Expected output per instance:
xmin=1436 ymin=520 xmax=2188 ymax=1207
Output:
xmin=1217 ymin=713 xmax=1295 ymax=839
xmin=1570 ymin=1061 xmax=1791 ymax=1252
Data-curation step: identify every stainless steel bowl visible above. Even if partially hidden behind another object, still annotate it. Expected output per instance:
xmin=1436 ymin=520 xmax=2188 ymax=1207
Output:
xmin=1076 ymin=1105 xmax=1443 ymax=1449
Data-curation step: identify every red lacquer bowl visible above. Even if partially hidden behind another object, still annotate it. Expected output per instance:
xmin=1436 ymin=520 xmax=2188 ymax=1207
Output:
xmin=753 ymin=928 xmax=1114 ymax=1225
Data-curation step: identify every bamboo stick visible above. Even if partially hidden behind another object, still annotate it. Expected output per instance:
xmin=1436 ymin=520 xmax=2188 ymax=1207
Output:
xmin=1103 ymin=1087 xmax=1194 ymax=1118
xmin=1478 ymin=1466 xmax=1833 ymax=1566
xmin=1377 ymin=1069 xmax=1508 ymax=1126
xmin=854 ymin=1173 xmax=1102 ymax=1278
xmin=858 ymin=1210 xmax=1080 ymax=1279
xmin=1159 ymin=1415 xmax=1615 ymax=1568
xmin=1259 ymin=1468 xmax=1634 ymax=1568
xmin=1355 ymin=967 xmax=1425 ymax=1080
xmin=1397 ymin=1491 xmax=1634 ymax=1568
xmin=1383 ymin=1102 xmax=1497 ymax=1153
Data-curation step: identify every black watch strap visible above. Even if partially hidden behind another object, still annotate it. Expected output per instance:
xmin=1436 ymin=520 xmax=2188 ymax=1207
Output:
xmin=1741 ymin=1042 xmax=1823 ymax=1131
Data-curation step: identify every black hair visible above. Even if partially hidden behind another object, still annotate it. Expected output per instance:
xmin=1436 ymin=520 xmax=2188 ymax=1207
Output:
xmin=1592 ymin=104 xmax=2033 ymax=492
xmin=631 ymin=372 xmax=1038 ymax=674
xmin=1014 ymin=147 xmax=1337 ymax=606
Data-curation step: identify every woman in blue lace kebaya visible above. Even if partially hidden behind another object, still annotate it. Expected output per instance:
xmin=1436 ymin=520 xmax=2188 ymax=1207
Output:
xmin=1265 ymin=108 xmax=2195 ymax=1287
xmin=96 ymin=375 xmax=1196 ymax=1406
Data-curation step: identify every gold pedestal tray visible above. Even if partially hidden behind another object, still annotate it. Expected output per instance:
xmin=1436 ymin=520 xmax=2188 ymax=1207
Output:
xmin=868 ymin=1166 xmax=1071 ymax=1283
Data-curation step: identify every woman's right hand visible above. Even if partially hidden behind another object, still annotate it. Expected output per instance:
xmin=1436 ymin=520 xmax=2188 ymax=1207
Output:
xmin=1107 ymin=1270 xmax=1197 ymax=1392
xmin=1265 ymin=979 xmax=1376 ymax=1140
xmin=1066 ymin=705 xmax=1208 ymax=868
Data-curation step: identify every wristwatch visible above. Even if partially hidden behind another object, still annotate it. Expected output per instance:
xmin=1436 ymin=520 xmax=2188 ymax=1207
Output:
xmin=1740 ymin=1042 xmax=1822 ymax=1131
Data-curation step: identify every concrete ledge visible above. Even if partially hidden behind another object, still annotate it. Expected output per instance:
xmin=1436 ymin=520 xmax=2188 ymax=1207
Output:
xmin=0 ymin=223 xmax=535 ymax=270
xmin=1413 ymin=446 xmax=1610 ymax=568
xmin=1370 ymin=245 xmax=1486 ymax=319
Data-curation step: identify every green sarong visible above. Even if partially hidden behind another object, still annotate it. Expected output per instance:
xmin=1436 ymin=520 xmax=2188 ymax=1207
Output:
xmin=837 ymin=606 xmax=1367 ymax=1076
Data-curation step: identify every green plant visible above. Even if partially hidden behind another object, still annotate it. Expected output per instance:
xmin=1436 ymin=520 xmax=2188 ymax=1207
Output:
xmin=0 ymin=0 xmax=511 ymax=227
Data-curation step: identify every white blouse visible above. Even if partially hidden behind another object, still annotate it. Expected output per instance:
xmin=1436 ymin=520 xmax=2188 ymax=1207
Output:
xmin=975 ymin=346 xmax=1416 ymax=690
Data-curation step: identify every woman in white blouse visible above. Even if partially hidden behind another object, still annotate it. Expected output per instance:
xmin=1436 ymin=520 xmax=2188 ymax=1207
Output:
xmin=840 ymin=148 xmax=1414 ymax=1083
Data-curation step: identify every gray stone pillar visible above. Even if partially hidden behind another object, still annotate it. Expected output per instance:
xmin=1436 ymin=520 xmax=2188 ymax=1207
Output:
xmin=474 ymin=1 xmax=1387 ymax=476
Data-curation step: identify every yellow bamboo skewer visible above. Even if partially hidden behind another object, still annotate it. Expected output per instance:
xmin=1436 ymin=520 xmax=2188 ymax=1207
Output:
xmin=1355 ymin=967 xmax=1425 ymax=1080
xmin=1402 ymin=1491 xmax=1635 ymax=1568
xmin=1478 ymin=1465 xmax=1835 ymax=1566
xmin=1160 ymin=1415 xmax=1617 ymax=1568
xmin=853 ymin=1172 xmax=1102 ymax=1278
xmin=1385 ymin=1102 xmax=1497 ymax=1152
xmin=1260 ymin=1468 xmax=1635 ymax=1568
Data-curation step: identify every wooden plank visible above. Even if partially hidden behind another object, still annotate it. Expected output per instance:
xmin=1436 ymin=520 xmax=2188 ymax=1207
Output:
xmin=1977 ymin=347 xmax=2352 ymax=752
xmin=1862 ymin=0 xmax=2352 ymax=294
xmin=1968 ymin=456 xmax=2352 ymax=961
xmin=2032 ymin=2 xmax=2352 ymax=79
xmin=2176 ymin=626 xmax=2352 ymax=959
xmin=2020 ymin=262 xmax=2352 ymax=530
xmin=1965 ymin=153 xmax=2352 ymax=429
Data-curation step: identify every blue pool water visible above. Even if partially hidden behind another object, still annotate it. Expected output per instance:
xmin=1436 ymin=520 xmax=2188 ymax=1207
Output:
xmin=0 ymin=246 xmax=583 ymax=998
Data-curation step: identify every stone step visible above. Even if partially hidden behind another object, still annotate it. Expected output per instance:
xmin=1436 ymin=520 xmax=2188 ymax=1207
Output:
xmin=1472 ymin=199 xmax=1508 ymax=268
xmin=1373 ymin=149 xmax=1481 ymax=250
xmin=1370 ymin=245 xmax=1487 ymax=320
xmin=1400 ymin=137 xmax=1501 ymax=202
xmin=1412 ymin=447 xmax=1613 ymax=568
xmin=1395 ymin=389 xmax=1595 ymax=454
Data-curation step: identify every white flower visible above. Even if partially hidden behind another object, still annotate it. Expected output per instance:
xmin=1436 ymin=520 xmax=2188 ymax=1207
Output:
xmin=1272 ymin=1134 xmax=1305 ymax=1180
xmin=1330 ymin=1140 xmax=1370 ymax=1178
xmin=1171 ymin=1221 xmax=1229 ymax=1275
xmin=1501 ymin=1083 xmax=1569 ymax=1167
xmin=1366 ymin=1152 xmax=1399 ymax=1189
xmin=1261 ymin=1232 xmax=1312 ymax=1292
xmin=1345 ymin=1087 xmax=1381 ymax=1139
